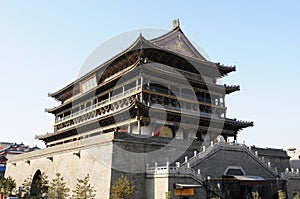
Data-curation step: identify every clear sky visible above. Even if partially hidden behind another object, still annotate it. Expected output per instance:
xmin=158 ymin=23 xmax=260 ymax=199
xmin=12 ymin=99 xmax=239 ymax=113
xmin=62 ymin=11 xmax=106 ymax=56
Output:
xmin=0 ymin=1 xmax=299 ymax=149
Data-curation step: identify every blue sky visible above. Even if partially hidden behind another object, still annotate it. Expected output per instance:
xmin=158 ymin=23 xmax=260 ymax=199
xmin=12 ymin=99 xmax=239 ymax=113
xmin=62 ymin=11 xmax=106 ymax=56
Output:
xmin=0 ymin=1 xmax=299 ymax=149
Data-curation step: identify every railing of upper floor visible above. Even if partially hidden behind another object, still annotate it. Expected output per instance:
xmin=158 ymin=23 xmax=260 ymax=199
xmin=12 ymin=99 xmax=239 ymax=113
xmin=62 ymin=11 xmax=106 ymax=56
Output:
xmin=150 ymin=62 xmax=205 ymax=83
xmin=145 ymin=86 xmax=224 ymax=106
xmin=55 ymin=86 xmax=142 ymax=123
xmin=54 ymin=85 xmax=225 ymax=126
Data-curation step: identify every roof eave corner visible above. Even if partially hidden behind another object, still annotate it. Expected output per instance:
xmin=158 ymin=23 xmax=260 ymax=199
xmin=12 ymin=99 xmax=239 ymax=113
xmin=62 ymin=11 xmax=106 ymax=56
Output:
xmin=35 ymin=134 xmax=46 ymax=141
xmin=44 ymin=108 xmax=54 ymax=113
xmin=48 ymin=92 xmax=55 ymax=98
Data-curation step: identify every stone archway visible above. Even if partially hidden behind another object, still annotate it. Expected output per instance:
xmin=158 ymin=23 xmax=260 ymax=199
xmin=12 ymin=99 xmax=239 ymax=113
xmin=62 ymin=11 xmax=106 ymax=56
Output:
xmin=30 ymin=170 xmax=42 ymax=198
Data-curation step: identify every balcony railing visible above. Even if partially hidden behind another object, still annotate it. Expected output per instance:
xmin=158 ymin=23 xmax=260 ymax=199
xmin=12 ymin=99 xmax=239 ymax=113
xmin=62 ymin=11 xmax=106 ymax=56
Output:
xmin=55 ymin=83 xmax=225 ymax=126
xmin=150 ymin=62 xmax=204 ymax=82
xmin=55 ymin=86 xmax=142 ymax=124
xmin=145 ymin=86 xmax=219 ymax=105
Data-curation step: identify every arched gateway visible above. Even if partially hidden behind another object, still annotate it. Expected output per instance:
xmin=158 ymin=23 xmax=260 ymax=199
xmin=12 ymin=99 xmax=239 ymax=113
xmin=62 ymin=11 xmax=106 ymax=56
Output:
xmin=30 ymin=170 xmax=42 ymax=198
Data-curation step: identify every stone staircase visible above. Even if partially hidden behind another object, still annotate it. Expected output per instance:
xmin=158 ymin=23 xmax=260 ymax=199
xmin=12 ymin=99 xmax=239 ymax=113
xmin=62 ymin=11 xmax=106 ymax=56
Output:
xmin=181 ymin=142 xmax=279 ymax=177
xmin=146 ymin=142 xmax=300 ymax=198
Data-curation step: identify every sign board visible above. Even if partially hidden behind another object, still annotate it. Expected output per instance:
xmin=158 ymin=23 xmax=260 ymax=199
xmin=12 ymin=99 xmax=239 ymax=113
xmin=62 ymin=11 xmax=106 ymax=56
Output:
xmin=174 ymin=188 xmax=195 ymax=196
xmin=80 ymin=75 xmax=97 ymax=93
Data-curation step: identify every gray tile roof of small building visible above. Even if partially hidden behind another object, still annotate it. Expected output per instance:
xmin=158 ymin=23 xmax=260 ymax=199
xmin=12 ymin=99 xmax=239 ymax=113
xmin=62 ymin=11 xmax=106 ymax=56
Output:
xmin=251 ymin=146 xmax=289 ymax=158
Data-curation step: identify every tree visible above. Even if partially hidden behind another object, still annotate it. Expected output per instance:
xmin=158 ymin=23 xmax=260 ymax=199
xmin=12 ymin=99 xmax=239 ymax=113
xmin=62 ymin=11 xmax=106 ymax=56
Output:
xmin=165 ymin=191 xmax=171 ymax=199
xmin=0 ymin=176 xmax=16 ymax=197
xmin=20 ymin=172 xmax=48 ymax=199
xmin=48 ymin=173 xmax=70 ymax=199
xmin=72 ymin=174 xmax=96 ymax=199
xmin=39 ymin=172 xmax=49 ymax=198
xmin=21 ymin=175 xmax=32 ymax=199
xmin=110 ymin=175 xmax=135 ymax=199
xmin=278 ymin=190 xmax=286 ymax=199
xmin=30 ymin=172 xmax=49 ymax=199
xmin=252 ymin=191 xmax=261 ymax=199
